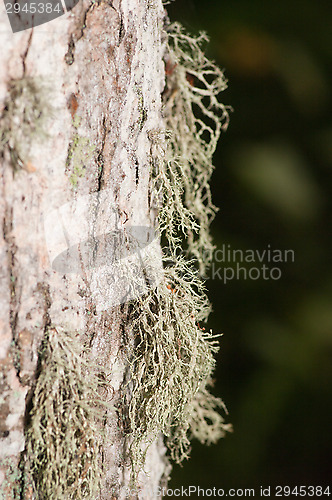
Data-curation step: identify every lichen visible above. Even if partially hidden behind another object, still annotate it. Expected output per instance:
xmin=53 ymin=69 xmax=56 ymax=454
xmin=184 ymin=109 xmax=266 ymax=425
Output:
xmin=160 ymin=22 xmax=230 ymax=274
xmin=23 ymin=327 xmax=110 ymax=499
xmin=66 ymin=115 xmax=95 ymax=187
xmin=0 ymin=77 xmax=52 ymax=171
xmin=127 ymin=260 xmax=230 ymax=476
xmin=126 ymin=22 xmax=231 ymax=479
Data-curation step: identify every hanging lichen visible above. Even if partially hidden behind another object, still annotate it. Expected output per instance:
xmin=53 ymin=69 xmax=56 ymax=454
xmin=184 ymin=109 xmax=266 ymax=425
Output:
xmin=127 ymin=21 xmax=231 ymax=479
xmin=23 ymin=327 xmax=110 ymax=499
xmin=161 ymin=21 xmax=230 ymax=273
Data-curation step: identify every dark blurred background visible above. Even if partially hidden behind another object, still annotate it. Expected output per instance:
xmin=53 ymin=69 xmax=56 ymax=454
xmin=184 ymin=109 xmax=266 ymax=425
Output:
xmin=166 ymin=0 xmax=332 ymax=494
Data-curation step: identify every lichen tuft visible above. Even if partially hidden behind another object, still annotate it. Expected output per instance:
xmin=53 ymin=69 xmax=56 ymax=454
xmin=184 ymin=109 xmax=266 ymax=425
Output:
xmin=126 ymin=21 xmax=231 ymax=478
xmin=160 ymin=22 xmax=231 ymax=273
xmin=23 ymin=327 xmax=110 ymax=499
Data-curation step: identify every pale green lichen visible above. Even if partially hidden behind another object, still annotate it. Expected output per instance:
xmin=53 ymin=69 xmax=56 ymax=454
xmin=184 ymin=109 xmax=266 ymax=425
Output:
xmin=0 ymin=77 xmax=52 ymax=171
xmin=128 ymin=261 xmax=230 ymax=474
xmin=23 ymin=327 xmax=110 ymax=499
xmin=126 ymin=22 xmax=231 ymax=478
xmin=66 ymin=115 xmax=95 ymax=187
xmin=161 ymin=22 xmax=230 ymax=273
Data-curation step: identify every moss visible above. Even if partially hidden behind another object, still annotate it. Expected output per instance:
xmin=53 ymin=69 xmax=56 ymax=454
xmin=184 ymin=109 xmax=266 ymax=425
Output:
xmin=0 ymin=77 xmax=52 ymax=171
xmin=23 ymin=327 xmax=110 ymax=499
xmin=66 ymin=115 xmax=95 ymax=188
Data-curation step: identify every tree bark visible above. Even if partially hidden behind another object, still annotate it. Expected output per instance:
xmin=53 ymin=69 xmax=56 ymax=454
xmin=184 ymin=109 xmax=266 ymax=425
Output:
xmin=0 ymin=0 xmax=169 ymax=497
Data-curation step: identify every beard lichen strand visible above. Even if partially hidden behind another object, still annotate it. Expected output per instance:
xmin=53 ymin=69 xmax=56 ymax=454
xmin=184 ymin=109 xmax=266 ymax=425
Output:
xmin=161 ymin=21 xmax=230 ymax=274
xmin=126 ymin=260 xmax=229 ymax=478
xmin=126 ymin=21 xmax=231 ymax=479
xmin=23 ymin=327 xmax=111 ymax=499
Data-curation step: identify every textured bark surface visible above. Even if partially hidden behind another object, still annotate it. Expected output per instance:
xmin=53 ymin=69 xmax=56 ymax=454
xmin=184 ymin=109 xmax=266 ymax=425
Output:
xmin=0 ymin=0 xmax=169 ymax=497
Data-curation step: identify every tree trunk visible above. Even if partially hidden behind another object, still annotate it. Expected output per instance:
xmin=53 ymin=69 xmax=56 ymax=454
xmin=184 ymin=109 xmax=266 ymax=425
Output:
xmin=0 ymin=0 xmax=169 ymax=498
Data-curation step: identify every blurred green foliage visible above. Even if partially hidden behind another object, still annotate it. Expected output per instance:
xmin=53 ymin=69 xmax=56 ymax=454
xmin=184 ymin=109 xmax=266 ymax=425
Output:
xmin=167 ymin=0 xmax=332 ymax=492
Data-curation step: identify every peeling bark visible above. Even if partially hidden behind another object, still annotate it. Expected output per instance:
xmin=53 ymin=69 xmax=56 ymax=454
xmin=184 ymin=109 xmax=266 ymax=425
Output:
xmin=0 ymin=0 xmax=169 ymax=498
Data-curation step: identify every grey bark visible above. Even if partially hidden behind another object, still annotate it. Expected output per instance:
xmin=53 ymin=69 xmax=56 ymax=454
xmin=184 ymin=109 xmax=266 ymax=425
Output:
xmin=0 ymin=0 xmax=169 ymax=497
